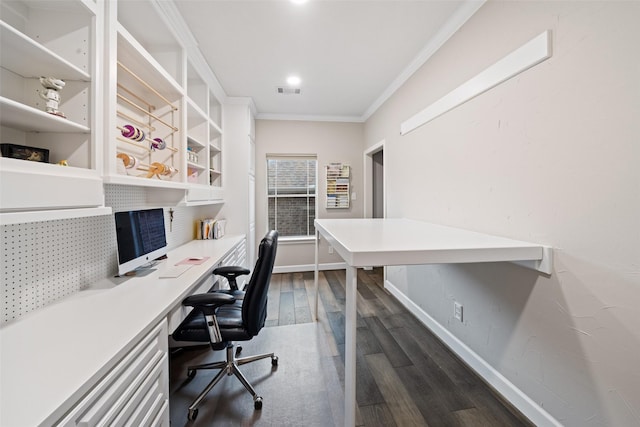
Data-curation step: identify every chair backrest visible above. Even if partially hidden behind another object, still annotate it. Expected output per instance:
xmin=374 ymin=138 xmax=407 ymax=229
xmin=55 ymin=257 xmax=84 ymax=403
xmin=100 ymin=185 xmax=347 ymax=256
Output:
xmin=242 ymin=230 xmax=278 ymax=336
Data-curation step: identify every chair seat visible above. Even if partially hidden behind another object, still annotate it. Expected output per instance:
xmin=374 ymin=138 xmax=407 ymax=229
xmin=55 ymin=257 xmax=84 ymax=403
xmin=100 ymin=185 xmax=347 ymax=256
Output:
xmin=174 ymin=302 xmax=254 ymax=343
xmin=218 ymin=288 xmax=245 ymax=300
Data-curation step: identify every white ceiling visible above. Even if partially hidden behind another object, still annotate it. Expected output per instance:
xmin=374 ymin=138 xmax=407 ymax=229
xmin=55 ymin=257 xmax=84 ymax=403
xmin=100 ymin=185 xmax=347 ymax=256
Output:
xmin=176 ymin=0 xmax=482 ymax=121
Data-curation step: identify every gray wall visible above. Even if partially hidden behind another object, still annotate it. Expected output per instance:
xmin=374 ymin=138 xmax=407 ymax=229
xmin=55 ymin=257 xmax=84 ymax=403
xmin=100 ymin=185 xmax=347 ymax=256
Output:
xmin=364 ymin=1 xmax=639 ymax=426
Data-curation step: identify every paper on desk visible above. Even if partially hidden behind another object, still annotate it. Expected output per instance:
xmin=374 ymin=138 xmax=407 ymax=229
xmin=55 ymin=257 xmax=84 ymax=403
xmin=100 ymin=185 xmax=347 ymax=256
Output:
xmin=176 ymin=257 xmax=210 ymax=265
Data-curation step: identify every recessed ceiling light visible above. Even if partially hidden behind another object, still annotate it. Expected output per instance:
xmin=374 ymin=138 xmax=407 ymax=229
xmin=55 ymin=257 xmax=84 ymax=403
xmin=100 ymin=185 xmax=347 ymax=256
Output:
xmin=290 ymin=0 xmax=308 ymax=4
xmin=286 ymin=75 xmax=301 ymax=86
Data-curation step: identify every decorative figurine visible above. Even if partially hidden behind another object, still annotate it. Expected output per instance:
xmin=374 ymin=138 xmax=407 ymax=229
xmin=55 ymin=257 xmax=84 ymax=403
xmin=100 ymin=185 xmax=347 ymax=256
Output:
xmin=39 ymin=76 xmax=66 ymax=118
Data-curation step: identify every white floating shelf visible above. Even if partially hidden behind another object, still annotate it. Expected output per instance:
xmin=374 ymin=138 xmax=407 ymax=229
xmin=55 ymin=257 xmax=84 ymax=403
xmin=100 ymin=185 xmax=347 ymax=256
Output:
xmin=401 ymin=30 xmax=552 ymax=135
xmin=0 ymin=97 xmax=90 ymax=133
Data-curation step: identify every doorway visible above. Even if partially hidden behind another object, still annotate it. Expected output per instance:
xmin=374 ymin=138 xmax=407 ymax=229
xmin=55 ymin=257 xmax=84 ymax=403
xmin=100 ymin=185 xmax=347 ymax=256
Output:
xmin=364 ymin=140 xmax=385 ymax=219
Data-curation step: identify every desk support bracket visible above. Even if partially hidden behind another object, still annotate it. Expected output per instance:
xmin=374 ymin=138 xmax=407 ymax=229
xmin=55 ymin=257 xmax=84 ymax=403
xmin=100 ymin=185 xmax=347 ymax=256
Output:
xmin=512 ymin=246 xmax=553 ymax=275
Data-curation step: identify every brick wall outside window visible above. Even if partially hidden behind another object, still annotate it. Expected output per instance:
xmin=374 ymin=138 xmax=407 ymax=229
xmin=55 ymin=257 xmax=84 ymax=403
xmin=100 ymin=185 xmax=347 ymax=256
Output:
xmin=267 ymin=158 xmax=316 ymax=237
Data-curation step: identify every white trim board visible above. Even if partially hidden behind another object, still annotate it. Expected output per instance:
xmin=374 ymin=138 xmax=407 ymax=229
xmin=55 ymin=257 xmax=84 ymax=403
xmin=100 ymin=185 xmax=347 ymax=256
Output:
xmin=401 ymin=30 xmax=552 ymax=136
xmin=384 ymin=279 xmax=561 ymax=427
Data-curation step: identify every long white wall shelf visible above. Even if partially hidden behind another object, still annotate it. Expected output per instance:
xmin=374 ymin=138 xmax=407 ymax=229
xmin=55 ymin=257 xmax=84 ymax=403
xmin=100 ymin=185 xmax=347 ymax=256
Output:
xmin=401 ymin=30 xmax=552 ymax=135
xmin=103 ymin=174 xmax=188 ymax=189
xmin=0 ymin=207 xmax=112 ymax=226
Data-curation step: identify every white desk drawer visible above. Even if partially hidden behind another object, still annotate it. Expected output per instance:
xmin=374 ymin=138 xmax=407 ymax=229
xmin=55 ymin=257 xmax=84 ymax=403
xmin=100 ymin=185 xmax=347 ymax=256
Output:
xmin=119 ymin=354 xmax=168 ymax=427
xmin=56 ymin=321 xmax=168 ymax=427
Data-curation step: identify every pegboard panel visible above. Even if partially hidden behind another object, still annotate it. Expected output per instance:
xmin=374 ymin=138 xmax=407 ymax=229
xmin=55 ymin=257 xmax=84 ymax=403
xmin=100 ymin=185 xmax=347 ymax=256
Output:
xmin=2 ymin=185 xmax=222 ymax=325
xmin=105 ymin=184 xmax=204 ymax=249
xmin=1 ymin=215 xmax=115 ymax=324
xmin=105 ymin=184 xmax=153 ymax=212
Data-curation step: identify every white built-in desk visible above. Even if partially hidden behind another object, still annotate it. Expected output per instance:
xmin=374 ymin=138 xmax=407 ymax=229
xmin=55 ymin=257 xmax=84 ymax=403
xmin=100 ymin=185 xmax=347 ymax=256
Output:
xmin=0 ymin=235 xmax=244 ymax=427
xmin=313 ymin=218 xmax=552 ymax=427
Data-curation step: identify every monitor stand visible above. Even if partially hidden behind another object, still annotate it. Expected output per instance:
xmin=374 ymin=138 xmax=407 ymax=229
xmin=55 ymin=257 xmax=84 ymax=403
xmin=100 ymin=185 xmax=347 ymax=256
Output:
xmin=117 ymin=260 xmax=159 ymax=277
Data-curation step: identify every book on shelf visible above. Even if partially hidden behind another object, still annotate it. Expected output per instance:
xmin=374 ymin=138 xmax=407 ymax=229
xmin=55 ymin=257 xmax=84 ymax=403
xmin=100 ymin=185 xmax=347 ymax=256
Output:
xmin=197 ymin=218 xmax=226 ymax=239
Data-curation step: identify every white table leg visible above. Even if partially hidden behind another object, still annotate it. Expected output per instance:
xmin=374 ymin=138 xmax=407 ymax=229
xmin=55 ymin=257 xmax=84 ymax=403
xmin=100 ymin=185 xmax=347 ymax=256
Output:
xmin=314 ymin=229 xmax=320 ymax=320
xmin=344 ymin=265 xmax=357 ymax=427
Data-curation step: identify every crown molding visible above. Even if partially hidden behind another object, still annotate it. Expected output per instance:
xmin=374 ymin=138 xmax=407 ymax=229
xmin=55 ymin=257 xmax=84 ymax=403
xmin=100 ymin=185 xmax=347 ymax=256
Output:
xmin=360 ymin=0 xmax=486 ymax=122
xmin=256 ymin=113 xmax=364 ymax=123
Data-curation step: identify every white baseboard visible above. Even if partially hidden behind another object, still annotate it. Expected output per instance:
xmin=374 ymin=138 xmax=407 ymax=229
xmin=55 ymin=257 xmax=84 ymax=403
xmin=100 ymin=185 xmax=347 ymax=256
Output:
xmin=273 ymin=262 xmax=346 ymax=274
xmin=384 ymin=279 xmax=561 ymax=427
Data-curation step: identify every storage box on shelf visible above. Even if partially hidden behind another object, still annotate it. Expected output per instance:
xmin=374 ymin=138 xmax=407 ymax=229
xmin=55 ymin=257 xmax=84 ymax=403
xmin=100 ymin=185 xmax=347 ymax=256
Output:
xmin=0 ymin=0 xmax=107 ymax=222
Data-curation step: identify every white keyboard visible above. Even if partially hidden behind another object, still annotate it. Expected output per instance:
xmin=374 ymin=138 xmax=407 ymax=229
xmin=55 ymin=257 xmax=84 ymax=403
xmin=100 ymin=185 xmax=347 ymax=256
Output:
xmin=159 ymin=264 xmax=192 ymax=278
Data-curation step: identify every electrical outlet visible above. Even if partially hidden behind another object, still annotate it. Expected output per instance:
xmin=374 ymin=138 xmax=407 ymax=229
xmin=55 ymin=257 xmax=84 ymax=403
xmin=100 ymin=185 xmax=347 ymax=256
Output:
xmin=328 ymin=246 xmax=334 ymax=254
xmin=454 ymin=302 xmax=463 ymax=322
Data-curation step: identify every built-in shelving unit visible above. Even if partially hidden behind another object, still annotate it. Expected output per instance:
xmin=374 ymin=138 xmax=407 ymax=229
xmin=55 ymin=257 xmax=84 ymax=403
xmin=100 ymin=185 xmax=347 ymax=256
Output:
xmin=104 ymin=1 xmax=185 ymax=190
xmin=0 ymin=0 xmax=106 ymax=219
xmin=0 ymin=0 xmax=228 ymax=217
xmin=102 ymin=0 xmax=225 ymax=203
xmin=183 ymin=58 xmax=225 ymax=203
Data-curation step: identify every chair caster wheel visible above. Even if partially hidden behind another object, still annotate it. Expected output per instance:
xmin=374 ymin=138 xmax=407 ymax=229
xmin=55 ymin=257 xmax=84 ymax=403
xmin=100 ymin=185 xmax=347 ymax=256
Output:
xmin=187 ymin=369 xmax=196 ymax=379
xmin=188 ymin=408 xmax=198 ymax=421
xmin=236 ymin=346 xmax=243 ymax=357
xmin=254 ymin=396 xmax=263 ymax=410
xmin=271 ymin=355 xmax=278 ymax=366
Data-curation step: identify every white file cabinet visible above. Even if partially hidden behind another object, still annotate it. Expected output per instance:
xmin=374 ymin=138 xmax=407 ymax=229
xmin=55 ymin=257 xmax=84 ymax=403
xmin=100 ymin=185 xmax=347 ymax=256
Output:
xmin=56 ymin=321 xmax=170 ymax=427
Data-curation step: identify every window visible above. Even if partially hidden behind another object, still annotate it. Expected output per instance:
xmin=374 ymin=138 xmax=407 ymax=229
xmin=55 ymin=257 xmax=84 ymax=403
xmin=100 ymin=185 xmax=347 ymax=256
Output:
xmin=267 ymin=156 xmax=317 ymax=237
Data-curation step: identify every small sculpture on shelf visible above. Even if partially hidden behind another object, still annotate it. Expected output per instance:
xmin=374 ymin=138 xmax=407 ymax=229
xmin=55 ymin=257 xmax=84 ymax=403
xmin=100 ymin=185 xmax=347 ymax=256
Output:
xmin=39 ymin=76 xmax=66 ymax=118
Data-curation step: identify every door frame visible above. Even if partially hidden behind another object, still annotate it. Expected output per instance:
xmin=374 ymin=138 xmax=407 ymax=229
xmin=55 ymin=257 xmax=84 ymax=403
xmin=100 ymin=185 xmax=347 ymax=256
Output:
xmin=363 ymin=139 xmax=386 ymax=219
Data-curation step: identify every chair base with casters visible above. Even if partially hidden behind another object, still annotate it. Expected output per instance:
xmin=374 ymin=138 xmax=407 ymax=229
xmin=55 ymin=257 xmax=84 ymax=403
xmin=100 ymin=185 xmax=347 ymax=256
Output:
xmin=185 ymin=342 xmax=278 ymax=420
xmin=172 ymin=230 xmax=279 ymax=422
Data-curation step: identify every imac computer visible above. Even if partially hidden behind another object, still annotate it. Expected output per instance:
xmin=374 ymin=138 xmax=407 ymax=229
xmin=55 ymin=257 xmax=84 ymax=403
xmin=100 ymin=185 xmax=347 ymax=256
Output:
xmin=115 ymin=208 xmax=168 ymax=276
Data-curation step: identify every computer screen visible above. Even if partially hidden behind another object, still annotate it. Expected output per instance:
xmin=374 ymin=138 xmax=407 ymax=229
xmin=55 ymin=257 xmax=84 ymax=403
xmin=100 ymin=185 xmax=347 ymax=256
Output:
xmin=115 ymin=208 xmax=168 ymax=275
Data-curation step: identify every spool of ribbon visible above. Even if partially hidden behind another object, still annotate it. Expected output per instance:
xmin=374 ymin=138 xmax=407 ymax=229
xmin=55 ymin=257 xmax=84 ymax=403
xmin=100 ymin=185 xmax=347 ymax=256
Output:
xmin=117 ymin=152 xmax=138 ymax=169
xmin=121 ymin=124 xmax=145 ymax=142
xmin=146 ymin=162 xmax=177 ymax=179
xmin=150 ymin=137 xmax=166 ymax=150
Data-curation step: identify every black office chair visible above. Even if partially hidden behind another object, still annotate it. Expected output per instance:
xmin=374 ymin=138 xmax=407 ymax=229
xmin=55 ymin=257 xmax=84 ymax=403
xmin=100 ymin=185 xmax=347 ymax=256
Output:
xmin=172 ymin=230 xmax=279 ymax=421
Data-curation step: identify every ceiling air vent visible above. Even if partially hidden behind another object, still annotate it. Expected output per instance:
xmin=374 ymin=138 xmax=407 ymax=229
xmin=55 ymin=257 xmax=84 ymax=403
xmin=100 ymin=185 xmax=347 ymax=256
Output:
xmin=277 ymin=87 xmax=301 ymax=95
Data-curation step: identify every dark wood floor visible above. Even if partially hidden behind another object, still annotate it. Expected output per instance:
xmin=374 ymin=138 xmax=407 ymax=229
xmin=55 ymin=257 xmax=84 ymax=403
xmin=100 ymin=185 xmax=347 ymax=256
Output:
xmin=169 ymin=269 xmax=532 ymax=426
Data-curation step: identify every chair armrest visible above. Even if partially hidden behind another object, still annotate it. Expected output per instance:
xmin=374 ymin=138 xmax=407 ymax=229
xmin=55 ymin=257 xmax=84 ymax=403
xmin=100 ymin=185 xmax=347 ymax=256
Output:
xmin=182 ymin=293 xmax=235 ymax=315
xmin=213 ymin=266 xmax=251 ymax=291
xmin=213 ymin=265 xmax=251 ymax=278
